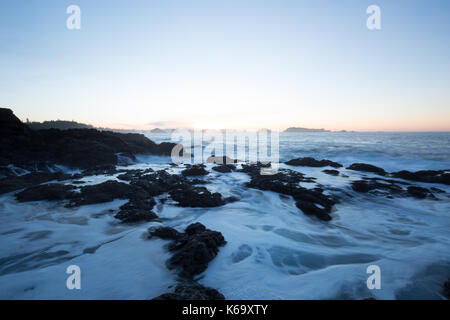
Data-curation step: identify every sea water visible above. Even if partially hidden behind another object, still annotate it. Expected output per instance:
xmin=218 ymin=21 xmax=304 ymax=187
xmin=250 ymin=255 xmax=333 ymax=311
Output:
xmin=0 ymin=132 xmax=448 ymax=299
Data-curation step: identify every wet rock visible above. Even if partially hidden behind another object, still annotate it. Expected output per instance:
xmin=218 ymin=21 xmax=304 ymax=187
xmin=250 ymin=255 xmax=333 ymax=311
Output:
xmin=242 ymin=164 xmax=335 ymax=221
xmin=431 ymin=187 xmax=445 ymax=193
xmin=212 ymin=164 xmax=235 ymax=173
xmin=166 ymin=223 xmax=226 ymax=278
xmin=391 ymin=170 xmax=450 ymax=185
xmin=76 ymin=165 xmax=119 ymax=178
xmin=148 ymin=226 xmax=181 ymax=240
xmin=0 ymin=108 xmax=182 ymax=171
xmin=169 ymin=185 xmax=226 ymax=207
xmin=407 ymin=186 xmax=432 ymax=199
xmin=296 ymin=201 xmax=331 ymax=221
xmin=286 ymin=157 xmax=342 ymax=168
xmin=15 ymin=184 xmax=76 ymax=202
xmin=0 ymin=171 xmax=72 ymax=195
xmin=131 ymin=170 xmax=186 ymax=196
xmin=444 ymin=279 xmax=450 ymax=298
xmin=114 ymin=209 xmax=157 ymax=223
xmin=322 ymin=169 xmax=340 ymax=176
xmin=206 ymin=155 xmax=238 ymax=164
xmin=347 ymin=163 xmax=387 ymax=176
xmin=153 ymin=283 xmax=225 ymax=300
xmin=116 ymin=168 xmax=154 ymax=181
xmin=181 ymin=164 xmax=209 ymax=177
xmin=351 ymin=178 xmax=436 ymax=200
xmin=68 ymin=180 xmax=149 ymax=207
xmin=351 ymin=180 xmax=374 ymax=193
xmin=114 ymin=198 xmax=158 ymax=223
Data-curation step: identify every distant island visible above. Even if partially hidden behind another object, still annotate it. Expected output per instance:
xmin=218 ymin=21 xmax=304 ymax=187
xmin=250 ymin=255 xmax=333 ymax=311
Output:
xmin=150 ymin=128 xmax=168 ymax=133
xmin=283 ymin=127 xmax=330 ymax=133
xmin=27 ymin=120 xmax=93 ymax=130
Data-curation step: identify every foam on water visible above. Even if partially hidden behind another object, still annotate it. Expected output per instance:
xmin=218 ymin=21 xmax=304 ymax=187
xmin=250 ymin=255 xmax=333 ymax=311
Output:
xmin=0 ymin=132 xmax=449 ymax=299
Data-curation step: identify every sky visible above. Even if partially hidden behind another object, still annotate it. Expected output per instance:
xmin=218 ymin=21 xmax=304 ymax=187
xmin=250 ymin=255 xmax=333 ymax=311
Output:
xmin=0 ymin=0 xmax=449 ymax=131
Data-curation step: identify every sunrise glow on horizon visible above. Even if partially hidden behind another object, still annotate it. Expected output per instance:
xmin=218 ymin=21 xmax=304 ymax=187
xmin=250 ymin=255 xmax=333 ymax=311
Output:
xmin=1 ymin=0 xmax=449 ymax=132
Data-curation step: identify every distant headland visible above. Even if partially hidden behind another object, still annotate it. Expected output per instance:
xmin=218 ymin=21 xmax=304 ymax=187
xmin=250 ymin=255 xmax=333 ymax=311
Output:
xmin=283 ymin=127 xmax=330 ymax=133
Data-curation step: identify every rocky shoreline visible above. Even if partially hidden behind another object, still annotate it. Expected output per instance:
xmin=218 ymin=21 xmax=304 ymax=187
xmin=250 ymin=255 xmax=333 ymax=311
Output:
xmin=1 ymin=109 xmax=449 ymax=299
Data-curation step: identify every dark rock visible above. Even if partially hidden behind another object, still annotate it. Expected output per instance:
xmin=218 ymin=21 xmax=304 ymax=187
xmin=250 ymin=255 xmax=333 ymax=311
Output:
xmin=406 ymin=186 xmax=433 ymax=199
xmin=296 ymin=201 xmax=331 ymax=221
xmin=185 ymin=222 xmax=206 ymax=235
xmin=151 ymin=223 xmax=226 ymax=278
xmin=206 ymin=155 xmax=238 ymax=165
xmin=114 ymin=198 xmax=158 ymax=223
xmin=148 ymin=226 xmax=181 ymax=240
xmin=286 ymin=157 xmax=342 ymax=168
xmin=351 ymin=178 xmax=436 ymax=200
xmin=114 ymin=209 xmax=157 ymax=223
xmin=166 ymin=223 xmax=226 ymax=278
xmin=430 ymin=187 xmax=445 ymax=193
xmin=347 ymin=163 xmax=387 ymax=176
xmin=68 ymin=180 xmax=149 ymax=207
xmin=322 ymin=169 xmax=340 ymax=176
xmin=169 ymin=185 xmax=226 ymax=207
xmin=78 ymin=165 xmax=119 ymax=178
xmin=15 ymin=183 xmax=76 ymax=202
xmin=153 ymin=283 xmax=225 ymax=300
xmin=212 ymin=164 xmax=235 ymax=173
xmin=351 ymin=180 xmax=374 ymax=193
xmin=241 ymin=164 xmax=335 ymax=221
xmin=181 ymin=164 xmax=209 ymax=176
xmin=391 ymin=170 xmax=450 ymax=185
xmin=444 ymin=279 xmax=450 ymax=298
xmin=0 ymin=108 xmax=30 ymax=137
xmin=0 ymin=172 xmax=72 ymax=195
xmin=0 ymin=108 xmax=182 ymax=171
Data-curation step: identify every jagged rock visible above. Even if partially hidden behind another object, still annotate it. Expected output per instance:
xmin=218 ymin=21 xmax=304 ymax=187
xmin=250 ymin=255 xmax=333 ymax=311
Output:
xmin=114 ymin=209 xmax=157 ymax=223
xmin=351 ymin=178 xmax=436 ymax=200
xmin=151 ymin=223 xmax=226 ymax=278
xmin=114 ymin=198 xmax=158 ymax=223
xmin=153 ymin=283 xmax=225 ymax=300
xmin=0 ymin=108 xmax=30 ymax=137
xmin=166 ymin=223 xmax=226 ymax=278
xmin=206 ymin=155 xmax=238 ymax=164
xmin=296 ymin=201 xmax=331 ymax=221
xmin=286 ymin=157 xmax=342 ymax=168
xmin=347 ymin=163 xmax=387 ymax=176
xmin=68 ymin=180 xmax=149 ymax=207
xmin=212 ymin=164 xmax=235 ymax=173
xmin=169 ymin=185 xmax=226 ymax=207
xmin=406 ymin=186 xmax=434 ymax=199
xmin=444 ymin=279 xmax=450 ymax=298
xmin=322 ymin=169 xmax=340 ymax=176
xmin=130 ymin=170 xmax=188 ymax=196
xmin=15 ymin=184 xmax=76 ymax=202
xmin=241 ymin=163 xmax=335 ymax=221
xmin=391 ymin=170 xmax=450 ymax=185
xmin=181 ymin=164 xmax=209 ymax=176
xmin=0 ymin=108 xmax=182 ymax=171
xmin=148 ymin=226 xmax=181 ymax=240
xmin=431 ymin=187 xmax=445 ymax=193
xmin=0 ymin=171 xmax=72 ymax=195
xmin=351 ymin=180 xmax=373 ymax=193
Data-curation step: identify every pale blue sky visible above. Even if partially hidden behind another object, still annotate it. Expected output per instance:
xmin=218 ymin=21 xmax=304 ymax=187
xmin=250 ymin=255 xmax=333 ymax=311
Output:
xmin=1 ymin=0 xmax=449 ymax=130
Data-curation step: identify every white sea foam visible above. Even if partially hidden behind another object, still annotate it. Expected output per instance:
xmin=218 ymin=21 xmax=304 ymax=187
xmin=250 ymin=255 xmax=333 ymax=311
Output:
xmin=0 ymin=132 xmax=449 ymax=299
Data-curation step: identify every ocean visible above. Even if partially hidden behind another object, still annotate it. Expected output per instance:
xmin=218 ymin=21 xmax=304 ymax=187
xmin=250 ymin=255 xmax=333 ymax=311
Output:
xmin=0 ymin=132 xmax=449 ymax=299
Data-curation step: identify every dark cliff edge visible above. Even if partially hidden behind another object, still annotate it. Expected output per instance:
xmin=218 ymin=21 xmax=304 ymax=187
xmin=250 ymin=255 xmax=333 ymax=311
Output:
xmin=0 ymin=108 xmax=181 ymax=173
